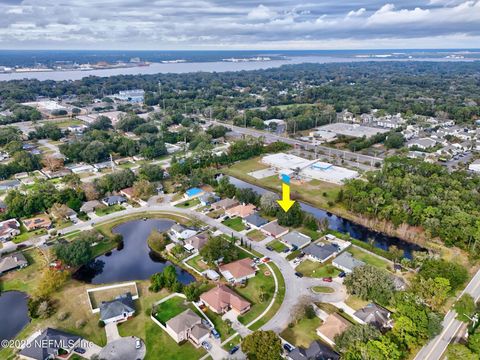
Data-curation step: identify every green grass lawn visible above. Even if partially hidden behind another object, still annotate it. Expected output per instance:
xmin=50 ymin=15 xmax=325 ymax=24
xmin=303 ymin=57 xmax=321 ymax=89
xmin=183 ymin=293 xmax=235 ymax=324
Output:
xmin=222 ymin=217 xmax=246 ymax=231
xmin=153 ymin=296 xmax=190 ymax=325
xmin=175 ymin=198 xmax=200 ymax=208
xmin=295 ymin=260 xmax=341 ymax=278
xmin=185 ymin=255 xmax=209 ymax=273
xmin=311 ymin=286 xmax=334 ymax=294
xmin=266 ymin=239 xmax=288 ymax=253
xmin=95 ymin=204 xmax=124 ymax=216
xmin=1 ymin=248 xmax=46 ymax=293
xmin=204 ymin=308 xmax=233 ymax=341
xmin=280 ymin=316 xmax=323 ymax=348
xmin=344 ymin=295 xmax=370 ymax=310
xmin=246 ymin=229 xmax=265 ymax=241
xmin=237 ymin=264 xmax=276 ymax=326
xmin=348 ymin=247 xmax=390 ymax=270
xmin=12 ymin=224 xmax=47 ymax=244
xmin=298 ymin=227 xmax=320 ymax=241
xmin=286 ymin=249 xmax=301 ymax=261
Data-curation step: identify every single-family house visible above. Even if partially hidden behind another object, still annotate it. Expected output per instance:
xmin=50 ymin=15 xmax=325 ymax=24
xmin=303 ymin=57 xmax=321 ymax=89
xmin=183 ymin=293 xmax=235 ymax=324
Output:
xmin=22 ymin=215 xmax=52 ymax=231
xmin=169 ymin=224 xmax=198 ymax=241
xmin=469 ymin=159 xmax=480 ymax=173
xmin=316 ymin=313 xmax=351 ymax=346
xmin=198 ymin=192 xmax=219 ymax=206
xmin=184 ymin=232 xmax=209 ymax=252
xmin=211 ymin=198 xmax=239 ymax=210
xmin=184 ymin=187 xmax=204 ymax=199
xmin=288 ymin=340 xmax=340 ymax=360
xmin=0 ymin=179 xmax=21 ymax=191
xmin=243 ymin=212 xmax=268 ymax=229
xmin=99 ymin=292 xmax=135 ymax=324
xmin=120 ymin=187 xmax=135 ymax=199
xmin=102 ymin=195 xmax=127 ymax=206
xmin=225 ymin=203 xmax=256 ymax=218
xmin=353 ymin=303 xmax=393 ymax=331
xmin=200 ymin=284 xmax=251 ymax=315
xmin=219 ymin=258 xmax=256 ymax=283
xmin=0 ymin=252 xmax=28 ymax=275
xmin=281 ymin=231 xmax=311 ymax=249
xmin=332 ymin=252 xmax=365 ymax=274
xmin=261 ymin=220 xmax=289 ymax=239
xmin=50 ymin=206 xmax=78 ymax=223
xmin=407 ymin=138 xmax=437 ymax=150
xmin=0 ymin=219 xmax=21 ymax=242
xmin=164 ymin=309 xmax=210 ymax=346
xmin=18 ymin=328 xmax=81 ymax=360
xmin=302 ymin=242 xmax=340 ymax=263
xmin=80 ymin=200 xmax=103 ymax=214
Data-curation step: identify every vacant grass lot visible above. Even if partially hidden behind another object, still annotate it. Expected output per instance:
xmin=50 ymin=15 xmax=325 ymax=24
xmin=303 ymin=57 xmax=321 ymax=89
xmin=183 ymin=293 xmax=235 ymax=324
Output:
xmin=348 ymin=247 xmax=390 ymax=270
xmin=280 ymin=315 xmax=323 ymax=348
xmin=175 ymin=198 xmax=200 ymax=209
xmin=246 ymin=229 xmax=265 ymax=241
xmin=222 ymin=217 xmax=246 ymax=231
xmin=237 ymin=264 xmax=276 ymax=325
xmin=266 ymin=239 xmax=288 ymax=253
xmin=95 ymin=204 xmax=124 ymax=216
xmin=295 ymin=260 xmax=341 ymax=278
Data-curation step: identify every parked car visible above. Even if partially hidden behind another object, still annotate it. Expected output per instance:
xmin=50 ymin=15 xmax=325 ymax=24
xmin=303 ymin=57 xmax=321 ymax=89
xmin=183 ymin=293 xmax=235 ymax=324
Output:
xmin=202 ymin=341 xmax=212 ymax=351
xmin=135 ymin=339 xmax=142 ymax=349
xmin=229 ymin=346 xmax=240 ymax=355
xmin=283 ymin=248 xmax=290 ymax=253
xmin=298 ymin=252 xmax=305 ymax=258
xmin=323 ymin=277 xmax=333 ymax=282
xmin=295 ymin=272 xmax=303 ymax=278
xmin=283 ymin=343 xmax=295 ymax=352
xmin=262 ymin=257 xmax=270 ymax=263
xmin=338 ymin=272 xmax=346 ymax=278
xmin=266 ymin=246 xmax=274 ymax=251
xmin=74 ymin=348 xmax=86 ymax=354
xmin=211 ymin=329 xmax=220 ymax=339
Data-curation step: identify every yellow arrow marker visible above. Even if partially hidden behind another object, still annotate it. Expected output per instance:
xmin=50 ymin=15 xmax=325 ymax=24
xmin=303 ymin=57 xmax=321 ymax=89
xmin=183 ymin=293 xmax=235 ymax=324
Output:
xmin=277 ymin=182 xmax=295 ymax=212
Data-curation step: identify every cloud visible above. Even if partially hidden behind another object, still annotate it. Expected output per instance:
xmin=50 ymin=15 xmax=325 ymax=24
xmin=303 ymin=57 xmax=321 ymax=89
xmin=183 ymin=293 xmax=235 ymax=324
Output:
xmin=0 ymin=1 xmax=478 ymax=49
xmin=247 ymin=4 xmax=277 ymax=20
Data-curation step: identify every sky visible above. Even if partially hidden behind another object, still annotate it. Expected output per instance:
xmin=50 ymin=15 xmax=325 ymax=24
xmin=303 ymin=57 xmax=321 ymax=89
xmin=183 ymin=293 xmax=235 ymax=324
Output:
xmin=0 ymin=0 xmax=479 ymax=50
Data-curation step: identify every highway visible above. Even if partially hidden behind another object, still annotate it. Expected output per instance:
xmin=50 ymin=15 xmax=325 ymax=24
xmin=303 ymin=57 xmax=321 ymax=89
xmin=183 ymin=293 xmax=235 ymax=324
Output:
xmin=414 ymin=268 xmax=480 ymax=360
xmin=210 ymin=120 xmax=384 ymax=166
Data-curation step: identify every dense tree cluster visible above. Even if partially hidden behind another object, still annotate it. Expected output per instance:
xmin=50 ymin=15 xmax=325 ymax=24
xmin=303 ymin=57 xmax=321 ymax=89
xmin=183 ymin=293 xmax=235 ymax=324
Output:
xmin=199 ymin=235 xmax=239 ymax=264
xmin=342 ymin=156 xmax=480 ymax=254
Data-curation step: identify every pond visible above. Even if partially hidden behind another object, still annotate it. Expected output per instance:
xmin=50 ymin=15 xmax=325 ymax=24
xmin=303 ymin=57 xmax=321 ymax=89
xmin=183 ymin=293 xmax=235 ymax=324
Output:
xmin=0 ymin=291 xmax=30 ymax=342
xmin=228 ymin=176 xmax=424 ymax=258
xmin=74 ymin=219 xmax=195 ymax=284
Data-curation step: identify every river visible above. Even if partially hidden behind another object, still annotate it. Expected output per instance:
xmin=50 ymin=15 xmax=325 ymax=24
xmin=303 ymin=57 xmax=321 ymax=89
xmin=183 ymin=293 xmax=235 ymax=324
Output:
xmin=228 ymin=176 xmax=423 ymax=258
xmin=0 ymin=55 xmax=476 ymax=82
xmin=74 ymin=219 xmax=195 ymax=284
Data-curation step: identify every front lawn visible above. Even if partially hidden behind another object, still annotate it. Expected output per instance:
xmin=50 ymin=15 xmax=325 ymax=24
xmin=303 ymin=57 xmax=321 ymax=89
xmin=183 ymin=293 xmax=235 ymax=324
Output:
xmin=280 ymin=315 xmax=323 ymax=348
xmin=12 ymin=225 xmax=47 ymax=244
xmin=347 ymin=247 xmax=390 ymax=270
xmin=222 ymin=217 xmax=246 ymax=231
xmin=95 ymin=204 xmax=124 ymax=216
xmin=237 ymin=264 xmax=276 ymax=326
xmin=295 ymin=260 xmax=341 ymax=278
xmin=246 ymin=229 xmax=265 ymax=242
xmin=175 ymin=198 xmax=200 ymax=209
xmin=266 ymin=239 xmax=288 ymax=253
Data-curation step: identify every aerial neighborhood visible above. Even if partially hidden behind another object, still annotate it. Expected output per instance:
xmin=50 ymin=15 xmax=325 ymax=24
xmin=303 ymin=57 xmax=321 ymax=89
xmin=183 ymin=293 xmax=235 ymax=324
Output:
xmin=0 ymin=51 xmax=479 ymax=360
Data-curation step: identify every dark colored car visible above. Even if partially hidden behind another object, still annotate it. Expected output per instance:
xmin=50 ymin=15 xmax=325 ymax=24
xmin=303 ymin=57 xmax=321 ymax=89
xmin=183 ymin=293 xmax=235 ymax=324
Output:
xmin=298 ymin=252 xmax=305 ymax=258
xmin=295 ymin=272 xmax=304 ymax=278
xmin=283 ymin=343 xmax=295 ymax=352
xmin=74 ymin=348 xmax=86 ymax=354
xmin=211 ymin=329 xmax=220 ymax=339
xmin=266 ymin=246 xmax=274 ymax=251
xmin=338 ymin=272 xmax=346 ymax=278
xmin=229 ymin=345 xmax=240 ymax=355
xmin=323 ymin=277 xmax=333 ymax=282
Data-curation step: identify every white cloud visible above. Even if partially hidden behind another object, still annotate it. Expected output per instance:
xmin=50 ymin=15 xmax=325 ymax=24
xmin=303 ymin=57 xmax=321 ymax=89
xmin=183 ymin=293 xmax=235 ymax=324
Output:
xmin=247 ymin=4 xmax=276 ymax=20
xmin=347 ymin=8 xmax=366 ymax=17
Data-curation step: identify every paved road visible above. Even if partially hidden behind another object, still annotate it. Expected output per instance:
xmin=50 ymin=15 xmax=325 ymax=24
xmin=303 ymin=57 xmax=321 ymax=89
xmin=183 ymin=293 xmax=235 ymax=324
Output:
xmin=414 ymin=268 xmax=480 ymax=360
xmin=211 ymin=121 xmax=383 ymax=166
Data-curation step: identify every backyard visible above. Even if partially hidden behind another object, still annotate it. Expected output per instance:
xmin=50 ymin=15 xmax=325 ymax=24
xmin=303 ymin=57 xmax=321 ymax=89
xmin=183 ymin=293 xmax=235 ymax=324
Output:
xmin=280 ymin=315 xmax=323 ymax=348
xmin=185 ymin=255 xmax=209 ymax=273
xmin=153 ymin=296 xmax=191 ymax=325
xmin=221 ymin=217 xmax=246 ymax=231
xmin=295 ymin=260 xmax=341 ymax=278
xmin=347 ymin=246 xmax=391 ymax=270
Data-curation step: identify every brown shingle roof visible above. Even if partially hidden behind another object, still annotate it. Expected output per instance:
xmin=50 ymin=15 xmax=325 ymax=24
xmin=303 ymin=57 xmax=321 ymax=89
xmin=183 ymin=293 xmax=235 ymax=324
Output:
xmin=225 ymin=204 xmax=256 ymax=218
xmin=316 ymin=313 xmax=351 ymax=343
xmin=219 ymin=258 xmax=255 ymax=280
xmin=200 ymin=284 xmax=250 ymax=313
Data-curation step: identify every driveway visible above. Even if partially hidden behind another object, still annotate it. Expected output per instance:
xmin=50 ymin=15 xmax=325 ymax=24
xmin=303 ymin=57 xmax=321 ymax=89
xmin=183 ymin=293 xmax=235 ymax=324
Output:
xmin=99 ymin=336 xmax=146 ymax=360
xmin=105 ymin=322 xmax=121 ymax=342
xmin=75 ymin=339 xmax=102 ymax=359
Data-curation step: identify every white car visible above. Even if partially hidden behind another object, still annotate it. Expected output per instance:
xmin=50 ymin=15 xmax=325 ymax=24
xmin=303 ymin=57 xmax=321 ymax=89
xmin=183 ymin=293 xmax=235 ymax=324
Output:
xmin=135 ymin=339 xmax=142 ymax=349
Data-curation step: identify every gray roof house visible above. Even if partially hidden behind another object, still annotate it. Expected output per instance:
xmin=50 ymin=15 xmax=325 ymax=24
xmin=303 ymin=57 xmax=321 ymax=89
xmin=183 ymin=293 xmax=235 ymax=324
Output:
xmin=302 ymin=242 xmax=340 ymax=263
xmin=80 ymin=200 xmax=103 ymax=213
xmin=353 ymin=303 xmax=393 ymax=331
xmin=282 ymin=231 xmax=312 ymax=249
xmin=102 ymin=195 xmax=127 ymax=206
xmin=19 ymin=328 xmax=81 ymax=360
xmin=100 ymin=292 xmax=135 ymax=324
xmin=0 ymin=179 xmax=21 ymax=191
xmin=0 ymin=252 xmax=28 ymax=275
xmin=288 ymin=340 xmax=340 ymax=360
xmin=243 ymin=212 xmax=268 ymax=229
xmin=332 ymin=252 xmax=365 ymax=273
